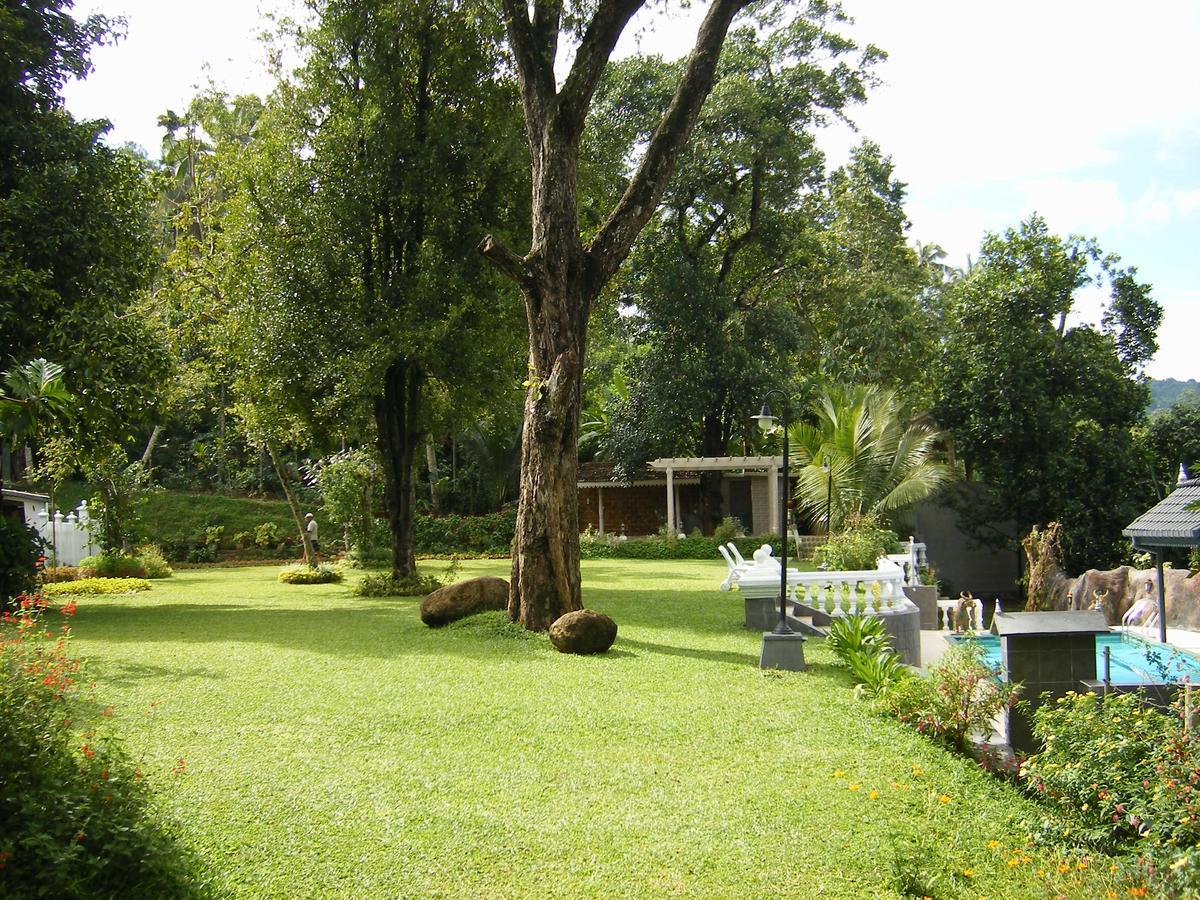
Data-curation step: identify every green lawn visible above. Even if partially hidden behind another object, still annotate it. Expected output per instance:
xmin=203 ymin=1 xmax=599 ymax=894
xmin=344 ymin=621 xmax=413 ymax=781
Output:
xmin=64 ymin=560 xmax=1123 ymax=898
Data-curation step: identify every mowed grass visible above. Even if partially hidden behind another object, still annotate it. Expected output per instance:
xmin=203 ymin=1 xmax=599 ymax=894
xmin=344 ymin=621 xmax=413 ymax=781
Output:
xmin=64 ymin=560 xmax=1119 ymax=898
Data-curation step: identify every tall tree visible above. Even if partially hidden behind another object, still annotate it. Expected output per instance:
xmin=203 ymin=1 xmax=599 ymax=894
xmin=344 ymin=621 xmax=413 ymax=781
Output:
xmin=935 ymin=215 xmax=1162 ymax=570
xmin=595 ymin=19 xmax=879 ymax=529
xmin=214 ymin=0 xmax=526 ymax=576
xmin=0 ymin=2 xmax=169 ymax=452
xmin=479 ymin=0 xmax=817 ymax=629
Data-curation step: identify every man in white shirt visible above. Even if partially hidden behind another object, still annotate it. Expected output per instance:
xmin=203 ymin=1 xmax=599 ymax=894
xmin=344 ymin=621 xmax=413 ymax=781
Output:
xmin=305 ymin=513 xmax=319 ymax=557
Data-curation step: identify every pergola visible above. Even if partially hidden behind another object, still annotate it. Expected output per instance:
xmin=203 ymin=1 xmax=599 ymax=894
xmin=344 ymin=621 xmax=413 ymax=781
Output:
xmin=648 ymin=456 xmax=784 ymax=535
xmin=1122 ymin=469 xmax=1200 ymax=643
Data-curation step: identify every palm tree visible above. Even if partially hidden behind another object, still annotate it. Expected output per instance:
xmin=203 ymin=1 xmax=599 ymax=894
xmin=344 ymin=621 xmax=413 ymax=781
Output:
xmin=787 ymin=384 xmax=953 ymax=532
xmin=0 ymin=358 xmax=75 ymax=495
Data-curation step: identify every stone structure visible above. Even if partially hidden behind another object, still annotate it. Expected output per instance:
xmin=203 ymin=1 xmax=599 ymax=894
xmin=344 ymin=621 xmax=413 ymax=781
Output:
xmin=1067 ymin=566 xmax=1200 ymax=630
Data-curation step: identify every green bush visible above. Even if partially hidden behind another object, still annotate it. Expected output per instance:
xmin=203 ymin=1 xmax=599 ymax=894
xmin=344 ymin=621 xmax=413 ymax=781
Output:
xmin=134 ymin=545 xmax=173 ymax=579
xmin=0 ymin=517 xmax=40 ymax=608
xmin=826 ymin=613 xmax=890 ymax=661
xmin=413 ymin=508 xmax=516 ymax=554
xmin=77 ymin=554 xmax=148 ymax=579
xmin=277 ymin=564 xmax=343 ymax=585
xmin=253 ymin=521 xmax=282 ymax=550
xmin=876 ymin=642 xmax=1016 ymax=752
xmin=816 ymin=521 xmax=901 ymax=571
xmin=1022 ymin=690 xmax=1200 ymax=893
xmin=711 ymin=516 xmax=742 ymax=546
xmin=354 ymin=559 xmax=460 ymax=597
xmin=0 ymin=599 xmax=199 ymax=896
xmin=42 ymin=578 xmax=152 ymax=596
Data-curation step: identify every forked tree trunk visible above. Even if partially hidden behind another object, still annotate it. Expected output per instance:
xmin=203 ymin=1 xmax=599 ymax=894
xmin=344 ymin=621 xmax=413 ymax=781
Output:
xmin=482 ymin=0 xmax=752 ymax=630
xmin=375 ymin=358 xmax=424 ymax=578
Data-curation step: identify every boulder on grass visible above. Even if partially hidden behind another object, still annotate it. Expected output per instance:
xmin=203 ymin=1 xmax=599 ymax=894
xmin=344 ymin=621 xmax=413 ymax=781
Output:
xmin=420 ymin=576 xmax=508 ymax=627
xmin=548 ymin=609 xmax=617 ymax=655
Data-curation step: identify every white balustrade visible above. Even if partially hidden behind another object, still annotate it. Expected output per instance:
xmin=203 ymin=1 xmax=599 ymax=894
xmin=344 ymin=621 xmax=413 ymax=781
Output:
xmin=33 ymin=501 xmax=99 ymax=566
xmin=789 ymin=567 xmax=910 ymax=616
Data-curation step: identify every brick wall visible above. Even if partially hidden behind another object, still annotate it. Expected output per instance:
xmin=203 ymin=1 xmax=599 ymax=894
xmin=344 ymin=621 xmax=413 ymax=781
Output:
xmin=579 ymin=486 xmax=671 ymax=536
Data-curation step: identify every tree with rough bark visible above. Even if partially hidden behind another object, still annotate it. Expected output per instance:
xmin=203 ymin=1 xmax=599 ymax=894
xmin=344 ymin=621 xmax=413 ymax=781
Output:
xmin=480 ymin=0 xmax=801 ymax=630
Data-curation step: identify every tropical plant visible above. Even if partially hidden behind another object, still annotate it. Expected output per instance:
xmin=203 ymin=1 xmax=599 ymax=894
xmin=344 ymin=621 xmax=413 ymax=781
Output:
xmin=825 ymin=612 xmax=889 ymax=660
xmin=0 ymin=359 xmax=75 ymax=448
xmin=788 ymin=384 xmax=954 ymax=531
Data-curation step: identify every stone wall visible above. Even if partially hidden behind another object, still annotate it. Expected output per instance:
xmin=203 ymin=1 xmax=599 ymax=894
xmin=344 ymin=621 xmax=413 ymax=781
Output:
xmin=1064 ymin=565 xmax=1200 ymax=630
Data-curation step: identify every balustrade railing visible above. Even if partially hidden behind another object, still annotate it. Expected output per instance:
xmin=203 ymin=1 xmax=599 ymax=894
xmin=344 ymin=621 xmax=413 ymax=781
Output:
xmin=790 ymin=567 xmax=909 ymax=615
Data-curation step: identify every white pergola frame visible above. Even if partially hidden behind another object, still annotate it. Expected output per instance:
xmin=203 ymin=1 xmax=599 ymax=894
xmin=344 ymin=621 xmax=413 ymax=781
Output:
xmin=648 ymin=456 xmax=783 ymax=536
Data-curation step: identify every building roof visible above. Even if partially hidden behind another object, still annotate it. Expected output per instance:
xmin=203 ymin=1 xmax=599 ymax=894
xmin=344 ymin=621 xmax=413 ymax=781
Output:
xmin=649 ymin=455 xmax=782 ymax=472
xmin=0 ymin=488 xmax=50 ymax=504
xmin=577 ymin=461 xmax=700 ymax=488
xmin=1123 ymin=477 xmax=1200 ymax=549
xmin=991 ymin=609 xmax=1110 ymax=637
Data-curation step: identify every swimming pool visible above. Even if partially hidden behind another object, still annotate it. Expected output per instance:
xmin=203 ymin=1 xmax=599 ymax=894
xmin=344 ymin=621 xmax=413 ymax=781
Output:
xmin=958 ymin=632 xmax=1200 ymax=686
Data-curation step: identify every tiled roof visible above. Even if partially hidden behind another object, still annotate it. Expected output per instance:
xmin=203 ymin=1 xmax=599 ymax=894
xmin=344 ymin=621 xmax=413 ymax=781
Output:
xmin=1123 ymin=478 xmax=1200 ymax=548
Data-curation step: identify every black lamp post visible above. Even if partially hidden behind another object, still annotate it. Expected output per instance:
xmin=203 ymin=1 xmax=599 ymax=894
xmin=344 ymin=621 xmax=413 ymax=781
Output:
xmin=752 ymin=390 xmax=792 ymax=636
xmin=823 ymin=455 xmax=832 ymax=535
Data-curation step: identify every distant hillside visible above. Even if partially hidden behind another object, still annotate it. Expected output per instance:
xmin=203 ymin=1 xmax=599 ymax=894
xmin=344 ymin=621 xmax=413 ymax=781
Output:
xmin=1150 ymin=379 xmax=1200 ymax=413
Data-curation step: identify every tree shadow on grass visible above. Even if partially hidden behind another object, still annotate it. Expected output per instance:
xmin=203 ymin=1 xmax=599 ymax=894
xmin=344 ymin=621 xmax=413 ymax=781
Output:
xmin=71 ymin=601 xmax=555 ymax=663
xmin=615 ymin=636 xmax=753 ymax=667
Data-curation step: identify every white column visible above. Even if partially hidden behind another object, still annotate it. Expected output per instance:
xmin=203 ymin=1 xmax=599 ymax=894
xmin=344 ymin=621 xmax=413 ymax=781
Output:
xmin=597 ymin=488 xmax=605 ymax=536
xmin=767 ymin=466 xmax=778 ymax=535
xmin=666 ymin=467 xmax=675 ymax=534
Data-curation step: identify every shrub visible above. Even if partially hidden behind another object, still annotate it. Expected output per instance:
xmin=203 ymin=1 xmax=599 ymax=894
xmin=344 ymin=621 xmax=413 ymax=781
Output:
xmin=1022 ymin=690 xmax=1200 ymax=892
xmin=42 ymin=578 xmax=152 ymax=596
xmin=77 ymin=554 xmax=148 ymax=580
xmin=0 ymin=597 xmax=199 ymax=895
xmin=38 ymin=565 xmax=79 ymax=584
xmin=253 ymin=521 xmax=282 ymax=550
xmin=231 ymin=530 xmax=255 ymax=551
xmin=816 ymin=520 xmax=901 ymax=571
xmin=578 ymin=526 xmax=616 ymax=559
xmin=354 ymin=559 xmax=460 ymax=597
xmin=134 ymin=545 xmax=173 ymax=579
xmin=711 ymin=516 xmax=742 ymax=547
xmin=826 ymin=613 xmax=890 ymax=661
xmin=277 ymin=564 xmax=343 ymax=585
xmin=0 ymin=516 xmax=40 ymax=609
xmin=876 ymin=642 xmax=1017 ymax=752
xmin=414 ymin=508 xmax=516 ymax=555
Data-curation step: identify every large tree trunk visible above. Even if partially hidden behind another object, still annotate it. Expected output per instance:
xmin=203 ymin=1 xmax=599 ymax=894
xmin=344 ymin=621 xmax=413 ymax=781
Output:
xmin=482 ymin=0 xmax=751 ymax=629
xmin=375 ymin=357 xmax=424 ymax=578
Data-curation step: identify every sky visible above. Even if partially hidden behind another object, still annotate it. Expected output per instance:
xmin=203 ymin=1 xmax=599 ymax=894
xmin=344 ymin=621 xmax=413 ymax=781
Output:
xmin=63 ymin=0 xmax=1200 ymax=381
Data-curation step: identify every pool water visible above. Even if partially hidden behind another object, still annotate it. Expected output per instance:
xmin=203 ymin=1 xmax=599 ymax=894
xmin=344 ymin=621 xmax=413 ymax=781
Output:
xmin=959 ymin=632 xmax=1200 ymax=686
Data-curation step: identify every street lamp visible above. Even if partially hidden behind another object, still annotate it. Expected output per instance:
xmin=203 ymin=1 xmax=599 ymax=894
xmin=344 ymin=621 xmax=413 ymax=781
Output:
xmin=823 ymin=455 xmax=832 ymax=535
xmin=752 ymin=391 xmax=792 ymax=636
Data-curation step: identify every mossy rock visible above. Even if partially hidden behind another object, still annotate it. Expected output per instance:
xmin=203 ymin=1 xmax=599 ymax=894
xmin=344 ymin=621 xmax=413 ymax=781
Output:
xmin=420 ymin=576 xmax=508 ymax=627
xmin=548 ymin=609 xmax=617 ymax=655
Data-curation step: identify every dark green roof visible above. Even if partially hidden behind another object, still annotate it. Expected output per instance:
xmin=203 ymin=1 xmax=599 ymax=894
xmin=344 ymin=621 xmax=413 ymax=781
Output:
xmin=1124 ymin=478 xmax=1200 ymax=549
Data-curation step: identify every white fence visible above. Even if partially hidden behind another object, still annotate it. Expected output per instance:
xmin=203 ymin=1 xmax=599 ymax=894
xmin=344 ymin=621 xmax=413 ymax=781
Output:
xmin=31 ymin=501 xmax=99 ymax=566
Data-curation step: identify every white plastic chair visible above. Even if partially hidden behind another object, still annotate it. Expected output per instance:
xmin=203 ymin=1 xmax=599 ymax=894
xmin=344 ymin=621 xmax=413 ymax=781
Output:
xmin=718 ymin=544 xmax=749 ymax=591
xmin=727 ymin=543 xmax=748 ymax=567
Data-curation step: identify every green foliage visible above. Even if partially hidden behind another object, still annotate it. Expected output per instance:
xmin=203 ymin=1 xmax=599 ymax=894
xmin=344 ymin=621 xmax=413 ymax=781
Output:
xmin=277 ymin=564 xmax=343 ymax=585
xmin=313 ymin=450 xmax=381 ymax=556
xmin=42 ymin=577 xmax=152 ymax=596
xmin=1146 ymin=391 xmax=1200 ymax=490
xmin=876 ymin=642 xmax=1017 ymax=753
xmin=353 ymin=559 xmax=460 ymax=597
xmin=0 ymin=517 xmax=40 ymax=608
xmin=0 ymin=358 xmax=75 ymax=448
xmin=414 ymin=509 xmax=516 ymax=555
xmin=711 ymin=516 xmax=742 ymax=546
xmin=253 ymin=521 xmax=282 ymax=550
xmin=1023 ymin=691 xmax=1200 ymax=893
xmin=0 ymin=597 xmax=199 ymax=896
xmin=826 ymin=612 xmax=890 ymax=660
xmin=790 ymin=384 xmax=954 ymax=532
xmin=816 ymin=520 xmax=901 ymax=571
xmin=134 ymin=545 xmax=173 ymax=579
xmin=83 ymin=448 xmax=154 ymax=554
xmin=935 ymin=215 xmax=1161 ymax=571
xmin=77 ymin=554 xmax=148 ymax=579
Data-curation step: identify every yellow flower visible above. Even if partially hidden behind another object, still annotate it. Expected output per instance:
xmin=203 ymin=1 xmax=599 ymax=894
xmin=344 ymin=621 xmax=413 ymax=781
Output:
xmin=1007 ymin=858 xmax=1020 ymax=867
xmin=849 ymin=783 xmax=860 ymax=792
xmin=1106 ymin=892 xmax=1118 ymax=898
xmin=987 ymin=840 xmax=1001 ymax=850
xmin=833 ymin=769 xmax=845 ymax=778
xmin=912 ymin=765 xmax=924 ymax=776
xmin=938 ymin=794 xmax=951 ymax=804
xmin=1076 ymin=860 xmax=1088 ymax=871
xmin=1057 ymin=863 xmax=1070 ymax=873
xmin=961 ymin=868 xmax=974 ymax=878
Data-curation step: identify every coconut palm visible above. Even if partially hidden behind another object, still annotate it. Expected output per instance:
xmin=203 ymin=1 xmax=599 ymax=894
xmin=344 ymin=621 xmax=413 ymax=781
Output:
xmin=788 ymin=384 xmax=953 ymax=532
xmin=0 ymin=358 xmax=75 ymax=496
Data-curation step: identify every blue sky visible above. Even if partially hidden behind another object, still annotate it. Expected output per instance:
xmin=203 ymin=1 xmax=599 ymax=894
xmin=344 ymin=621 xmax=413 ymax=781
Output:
xmin=64 ymin=0 xmax=1199 ymax=380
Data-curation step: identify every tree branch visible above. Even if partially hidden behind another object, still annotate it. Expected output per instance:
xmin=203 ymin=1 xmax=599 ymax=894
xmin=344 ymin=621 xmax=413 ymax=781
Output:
xmin=717 ymin=158 xmax=763 ymax=286
xmin=498 ymin=0 xmax=557 ymax=116
xmin=587 ymin=0 xmax=752 ymax=282
xmin=478 ymin=234 xmax=532 ymax=288
xmin=557 ymin=0 xmax=646 ymax=134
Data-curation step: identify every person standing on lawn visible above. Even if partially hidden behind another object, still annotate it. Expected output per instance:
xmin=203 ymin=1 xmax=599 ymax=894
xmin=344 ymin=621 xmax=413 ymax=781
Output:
xmin=305 ymin=513 xmax=319 ymax=558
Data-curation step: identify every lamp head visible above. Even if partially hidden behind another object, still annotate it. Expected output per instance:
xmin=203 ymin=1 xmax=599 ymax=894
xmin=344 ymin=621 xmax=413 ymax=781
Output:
xmin=751 ymin=403 xmax=778 ymax=435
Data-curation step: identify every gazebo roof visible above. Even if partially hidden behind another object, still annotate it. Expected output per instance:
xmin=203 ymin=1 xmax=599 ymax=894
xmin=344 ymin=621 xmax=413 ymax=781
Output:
xmin=1123 ymin=477 xmax=1200 ymax=549
xmin=648 ymin=456 xmax=782 ymax=472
